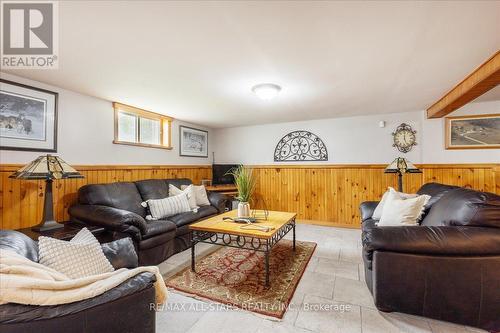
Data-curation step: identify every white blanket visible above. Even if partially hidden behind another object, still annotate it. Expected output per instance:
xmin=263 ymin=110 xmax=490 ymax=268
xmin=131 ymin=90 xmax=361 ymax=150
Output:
xmin=0 ymin=249 xmax=167 ymax=306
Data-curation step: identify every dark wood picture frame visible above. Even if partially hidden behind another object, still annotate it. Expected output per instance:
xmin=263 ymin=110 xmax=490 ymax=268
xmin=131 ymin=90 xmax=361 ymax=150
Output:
xmin=179 ymin=125 xmax=208 ymax=158
xmin=445 ymin=113 xmax=500 ymax=150
xmin=0 ymin=79 xmax=58 ymax=152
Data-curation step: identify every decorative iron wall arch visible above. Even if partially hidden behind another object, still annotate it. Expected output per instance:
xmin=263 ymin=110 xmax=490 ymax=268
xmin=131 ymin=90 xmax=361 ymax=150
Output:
xmin=274 ymin=130 xmax=328 ymax=162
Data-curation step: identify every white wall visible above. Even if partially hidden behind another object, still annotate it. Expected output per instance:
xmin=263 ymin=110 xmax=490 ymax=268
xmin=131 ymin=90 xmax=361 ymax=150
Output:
xmin=213 ymin=101 xmax=500 ymax=165
xmin=422 ymin=100 xmax=500 ymax=163
xmin=0 ymin=73 xmax=213 ymax=165
xmin=213 ymin=111 xmax=423 ymax=164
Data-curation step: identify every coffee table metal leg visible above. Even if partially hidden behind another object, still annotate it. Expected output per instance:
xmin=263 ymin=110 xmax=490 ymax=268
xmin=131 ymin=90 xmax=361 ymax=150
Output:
xmin=293 ymin=220 xmax=296 ymax=251
xmin=265 ymin=249 xmax=270 ymax=287
xmin=191 ymin=232 xmax=196 ymax=272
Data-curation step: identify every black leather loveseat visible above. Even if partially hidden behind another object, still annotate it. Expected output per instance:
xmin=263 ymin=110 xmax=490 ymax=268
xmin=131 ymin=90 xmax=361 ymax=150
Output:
xmin=360 ymin=183 xmax=500 ymax=331
xmin=0 ymin=230 xmax=156 ymax=333
xmin=69 ymin=178 xmax=228 ymax=266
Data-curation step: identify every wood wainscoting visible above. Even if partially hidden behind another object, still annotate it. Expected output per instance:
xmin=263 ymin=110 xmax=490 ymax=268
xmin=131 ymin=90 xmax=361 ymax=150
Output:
xmin=1 ymin=163 xmax=498 ymax=230
xmin=250 ymin=164 xmax=500 ymax=228
xmin=0 ymin=165 xmax=212 ymax=230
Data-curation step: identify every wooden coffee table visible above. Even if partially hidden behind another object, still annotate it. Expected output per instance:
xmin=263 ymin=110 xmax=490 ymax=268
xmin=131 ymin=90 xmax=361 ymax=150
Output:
xmin=189 ymin=210 xmax=297 ymax=287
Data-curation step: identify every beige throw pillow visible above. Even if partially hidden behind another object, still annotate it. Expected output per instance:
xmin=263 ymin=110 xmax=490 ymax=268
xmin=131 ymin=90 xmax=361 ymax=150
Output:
xmin=372 ymin=187 xmax=418 ymax=220
xmin=169 ymin=184 xmax=198 ymax=210
xmin=378 ymin=189 xmax=431 ymax=226
xmin=142 ymin=193 xmax=192 ymax=220
xmin=38 ymin=228 xmax=114 ymax=279
xmin=181 ymin=184 xmax=210 ymax=206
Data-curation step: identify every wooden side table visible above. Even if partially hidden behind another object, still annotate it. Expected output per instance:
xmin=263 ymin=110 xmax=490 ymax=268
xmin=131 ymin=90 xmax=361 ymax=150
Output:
xmin=205 ymin=184 xmax=238 ymax=196
xmin=205 ymin=184 xmax=239 ymax=211
xmin=18 ymin=222 xmax=106 ymax=242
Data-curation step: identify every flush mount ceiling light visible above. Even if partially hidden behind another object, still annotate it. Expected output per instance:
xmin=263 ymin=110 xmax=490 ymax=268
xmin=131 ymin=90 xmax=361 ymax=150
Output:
xmin=252 ymin=83 xmax=281 ymax=100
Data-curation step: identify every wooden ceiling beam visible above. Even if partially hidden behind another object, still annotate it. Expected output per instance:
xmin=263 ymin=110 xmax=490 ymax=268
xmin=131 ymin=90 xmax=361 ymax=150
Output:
xmin=426 ymin=51 xmax=500 ymax=118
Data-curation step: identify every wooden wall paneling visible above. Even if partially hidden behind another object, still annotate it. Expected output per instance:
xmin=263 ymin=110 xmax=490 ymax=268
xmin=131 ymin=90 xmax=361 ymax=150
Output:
xmin=0 ymin=165 xmax=212 ymax=229
xmin=250 ymin=164 xmax=498 ymax=229
xmin=1 ymin=163 xmax=498 ymax=230
xmin=495 ymin=167 xmax=500 ymax=193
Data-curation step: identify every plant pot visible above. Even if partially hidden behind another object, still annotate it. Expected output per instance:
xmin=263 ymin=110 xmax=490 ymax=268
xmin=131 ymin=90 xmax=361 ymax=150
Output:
xmin=237 ymin=201 xmax=251 ymax=218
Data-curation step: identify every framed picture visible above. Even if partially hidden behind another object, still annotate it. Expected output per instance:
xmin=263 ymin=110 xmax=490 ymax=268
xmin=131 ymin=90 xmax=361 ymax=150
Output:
xmin=179 ymin=125 xmax=208 ymax=157
xmin=0 ymin=79 xmax=58 ymax=152
xmin=445 ymin=114 xmax=500 ymax=149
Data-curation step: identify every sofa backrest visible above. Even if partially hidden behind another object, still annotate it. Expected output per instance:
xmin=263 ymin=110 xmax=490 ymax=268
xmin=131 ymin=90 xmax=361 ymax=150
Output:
xmin=77 ymin=178 xmax=194 ymax=216
xmin=0 ymin=230 xmax=38 ymax=262
xmin=420 ymin=187 xmax=500 ymax=228
xmin=78 ymin=182 xmax=146 ymax=217
xmin=417 ymin=182 xmax=460 ymax=209
xmin=135 ymin=178 xmax=192 ymax=201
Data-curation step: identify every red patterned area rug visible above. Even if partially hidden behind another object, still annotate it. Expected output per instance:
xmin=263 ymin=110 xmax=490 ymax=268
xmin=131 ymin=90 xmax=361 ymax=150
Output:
xmin=166 ymin=239 xmax=316 ymax=319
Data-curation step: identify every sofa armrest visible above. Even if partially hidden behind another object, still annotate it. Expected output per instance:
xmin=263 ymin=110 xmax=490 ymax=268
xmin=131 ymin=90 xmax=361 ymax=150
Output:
xmin=360 ymin=201 xmax=379 ymax=222
xmin=0 ymin=272 xmax=155 ymax=324
xmin=362 ymin=226 xmax=500 ymax=256
xmin=207 ymin=192 xmax=229 ymax=213
xmin=69 ymin=204 xmax=147 ymax=240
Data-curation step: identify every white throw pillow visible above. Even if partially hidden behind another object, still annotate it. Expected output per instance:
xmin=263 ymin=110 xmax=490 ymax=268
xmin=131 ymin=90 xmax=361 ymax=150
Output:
xmin=142 ymin=193 xmax=191 ymax=220
xmin=70 ymin=226 xmax=99 ymax=244
xmin=38 ymin=228 xmax=114 ymax=279
xmin=181 ymin=184 xmax=210 ymax=206
xmin=372 ymin=187 xmax=418 ymax=220
xmin=169 ymin=184 xmax=198 ymax=210
xmin=378 ymin=189 xmax=431 ymax=226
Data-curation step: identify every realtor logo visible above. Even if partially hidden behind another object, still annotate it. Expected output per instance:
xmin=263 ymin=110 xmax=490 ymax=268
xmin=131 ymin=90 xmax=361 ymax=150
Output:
xmin=1 ymin=1 xmax=58 ymax=68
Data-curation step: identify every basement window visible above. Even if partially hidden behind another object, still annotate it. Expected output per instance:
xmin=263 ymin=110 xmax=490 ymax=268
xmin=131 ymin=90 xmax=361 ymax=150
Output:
xmin=113 ymin=102 xmax=172 ymax=149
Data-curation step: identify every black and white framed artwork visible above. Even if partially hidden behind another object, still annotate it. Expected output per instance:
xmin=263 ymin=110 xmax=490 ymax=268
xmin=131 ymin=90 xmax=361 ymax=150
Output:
xmin=0 ymin=79 xmax=58 ymax=152
xmin=179 ymin=125 xmax=208 ymax=157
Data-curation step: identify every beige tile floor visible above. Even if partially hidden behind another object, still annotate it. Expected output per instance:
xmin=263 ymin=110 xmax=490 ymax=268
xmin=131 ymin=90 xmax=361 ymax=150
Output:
xmin=156 ymin=223 xmax=485 ymax=333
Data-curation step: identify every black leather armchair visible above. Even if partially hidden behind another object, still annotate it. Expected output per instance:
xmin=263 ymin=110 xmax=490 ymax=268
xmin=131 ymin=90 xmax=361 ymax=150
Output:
xmin=69 ymin=178 xmax=229 ymax=265
xmin=0 ymin=230 xmax=156 ymax=333
xmin=360 ymin=183 xmax=500 ymax=331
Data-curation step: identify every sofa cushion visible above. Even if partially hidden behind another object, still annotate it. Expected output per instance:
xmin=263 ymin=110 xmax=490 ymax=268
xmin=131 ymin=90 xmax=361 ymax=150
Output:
xmin=135 ymin=179 xmax=170 ymax=201
xmin=417 ymin=182 xmax=460 ymax=218
xmin=0 ymin=230 xmax=38 ymax=262
xmin=78 ymin=182 xmax=146 ymax=217
xmin=421 ymin=188 xmax=500 ymax=228
xmin=142 ymin=220 xmax=176 ymax=239
xmin=167 ymin=205 xmax=218 ymax=228
xmin=101 ymin=238 xmax=138 ymax=269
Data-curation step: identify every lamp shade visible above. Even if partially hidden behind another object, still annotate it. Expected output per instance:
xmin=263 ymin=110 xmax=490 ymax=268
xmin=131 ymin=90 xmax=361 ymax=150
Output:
xmin=385 ymin=157 xmax=421 ymax=174
xmin=9 ymin=154 xmax=83 ymax=180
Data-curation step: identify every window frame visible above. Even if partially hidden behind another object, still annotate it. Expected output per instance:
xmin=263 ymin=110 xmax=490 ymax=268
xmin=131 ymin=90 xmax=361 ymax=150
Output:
xmin=113 ymin=102 xmax=172 ymax=150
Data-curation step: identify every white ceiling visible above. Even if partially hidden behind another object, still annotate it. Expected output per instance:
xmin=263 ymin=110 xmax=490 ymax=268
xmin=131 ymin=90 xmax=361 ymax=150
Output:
xmin=4 ymin=1 xmax=500 ymax=128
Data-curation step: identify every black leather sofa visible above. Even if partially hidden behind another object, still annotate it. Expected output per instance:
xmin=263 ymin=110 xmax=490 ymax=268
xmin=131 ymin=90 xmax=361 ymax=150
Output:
xmin=360 ymin=183 xmax=500 ymax=331
xmin=0 ymin=230 xmax=156 ymax=333
xmin=69 ymin=178 xmax=228 ymax=266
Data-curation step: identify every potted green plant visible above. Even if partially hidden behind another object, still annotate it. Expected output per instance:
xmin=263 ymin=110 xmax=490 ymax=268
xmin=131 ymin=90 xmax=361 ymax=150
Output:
xmin=227 ymin=165 xmax=256 ymax=218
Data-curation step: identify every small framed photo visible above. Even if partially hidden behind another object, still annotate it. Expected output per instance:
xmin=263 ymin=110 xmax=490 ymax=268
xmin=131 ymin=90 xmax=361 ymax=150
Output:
xmin=445 ymin=114 xmax=500 ymax=149
xmin=0 ymin=79 xmax=58 ymax=152
xmin=179 ymin=125 xmax=208 ymax=157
